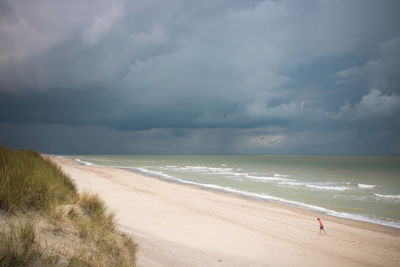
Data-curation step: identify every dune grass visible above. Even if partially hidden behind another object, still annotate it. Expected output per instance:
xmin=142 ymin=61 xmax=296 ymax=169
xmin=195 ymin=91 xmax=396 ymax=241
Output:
xmin=0 ymin=145 xmax=78 ymax=211
xmin=0 ymin=220 xmax=41 ymax=266
xmin=0 ymin=145 xmax=136 ymax=266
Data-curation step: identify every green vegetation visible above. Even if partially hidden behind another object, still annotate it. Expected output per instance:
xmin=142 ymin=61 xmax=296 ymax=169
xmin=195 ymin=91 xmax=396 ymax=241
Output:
xmin=0 ymin=145 xmax=136 ymax=266
xmin=0 ymin=146 xmax=77 ymax=211
xmin=76 ymin=193 xmax=116 ymax=238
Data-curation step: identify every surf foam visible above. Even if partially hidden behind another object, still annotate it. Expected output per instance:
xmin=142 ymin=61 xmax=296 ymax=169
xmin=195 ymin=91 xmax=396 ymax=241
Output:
xmin=358 ymin=184 xmax=376 ymax=189
xmin=306 ymin=184 xmax=351 ymax=191
xmin=374 ymin=193 xmax=400 ymax=199
xmin=75 ymin=158 xmax=96 ymax=166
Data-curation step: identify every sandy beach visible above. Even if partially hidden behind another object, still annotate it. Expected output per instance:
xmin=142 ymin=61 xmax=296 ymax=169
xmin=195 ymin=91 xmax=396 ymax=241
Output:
xmin=51 ymin=157 xmax=400 ymax=267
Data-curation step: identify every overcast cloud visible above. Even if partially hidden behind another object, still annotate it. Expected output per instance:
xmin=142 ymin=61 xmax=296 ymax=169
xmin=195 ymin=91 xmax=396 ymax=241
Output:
xmin=0 ymin=0 xmax=399 ymax=154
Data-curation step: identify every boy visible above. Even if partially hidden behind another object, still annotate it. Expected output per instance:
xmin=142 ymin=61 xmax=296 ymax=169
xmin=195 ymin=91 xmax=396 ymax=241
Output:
xmin=317 ymin=218 xmax=326 ymax=234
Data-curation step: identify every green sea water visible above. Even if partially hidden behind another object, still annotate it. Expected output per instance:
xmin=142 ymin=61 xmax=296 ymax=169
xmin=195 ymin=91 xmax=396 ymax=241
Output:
xmin=67 ymin=155 xmax=400 ymax=228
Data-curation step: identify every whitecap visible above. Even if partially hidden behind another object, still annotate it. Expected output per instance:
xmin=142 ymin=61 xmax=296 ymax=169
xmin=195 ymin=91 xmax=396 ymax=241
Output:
xmin=244 ymin=174 xmax=288 ymax=182
xmin=278 ymin=181 xmax=305 ymax=187
xmin=274 ymin=173 xmax=289 ymax=178
xmin=358 ymin=184 xmax=376 ymax=189
xmin=374 ymin=193 xmax=400 ymax=199
xmin=75 ymin=158 xmax=96 ymax=166
xmin=133 ymin=167 xmax=176 ymax=181
xmin=306 ymin=184 xmax=351 ymax=191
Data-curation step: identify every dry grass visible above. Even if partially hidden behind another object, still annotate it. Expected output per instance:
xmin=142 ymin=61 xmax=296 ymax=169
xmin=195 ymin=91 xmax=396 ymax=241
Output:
xmin=0 ymin=146 xmax=78 ymax=211
xmin=79 ymin=193 xmax=115 ymax=231
xmin=0 ymin=145 xmax=137 ymax=266
xmin=0 ymin=220 xmax=41 ymax=266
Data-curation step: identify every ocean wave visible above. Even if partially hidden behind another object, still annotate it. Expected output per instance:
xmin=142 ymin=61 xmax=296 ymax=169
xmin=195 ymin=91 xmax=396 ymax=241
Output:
xmin=209 ymin=167 xmax=234 ymax=173
xmin=145 ymin=165 xmax=288 ymax=183
xmin=374 ymin=193 xmax=400 ymax=199
xmin=134 ymin=167 xmax=176 ymax=181
xmin=278 ymin=181 xmax=305 ymax=187
xmin=358 ymin=183 xmax=376 ymax=189
xmin=178 ymin=166 xmax=234 ymax=174
xmin=342 ymin=182 xmax=354 ymax=185
xmin=305 ymin=184 xmax=351 ymax=191
xmin=278 ymin=182 xmax=353 ymax=192
xmin=243 ymin=174 xmax=289 ymax=182
xmin=324 ymin=211 xmax=400 ymax=229
xmin=87 ymin=157 xmax=110 ymax=162
xmin=75 ymin=158 xmax=96 ymax=166
xmin=166 ymin=166 xmax=291 ymax=183
xmin=274 ymin=173 xmax=290 ymax=178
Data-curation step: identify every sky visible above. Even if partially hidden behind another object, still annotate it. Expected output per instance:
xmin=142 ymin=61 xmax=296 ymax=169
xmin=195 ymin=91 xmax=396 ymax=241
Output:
xmin=0 ymin=0 xmax=400 ymax=154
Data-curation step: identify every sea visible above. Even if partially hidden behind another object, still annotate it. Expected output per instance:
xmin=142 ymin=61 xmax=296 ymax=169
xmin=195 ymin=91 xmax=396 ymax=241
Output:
xmin=65 ymin=154 xmax=400 ymax=229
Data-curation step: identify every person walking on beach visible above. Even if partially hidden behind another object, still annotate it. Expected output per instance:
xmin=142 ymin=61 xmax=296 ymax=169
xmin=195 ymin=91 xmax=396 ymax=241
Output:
xmin=317 ymin=218 xmax=326 ymax=234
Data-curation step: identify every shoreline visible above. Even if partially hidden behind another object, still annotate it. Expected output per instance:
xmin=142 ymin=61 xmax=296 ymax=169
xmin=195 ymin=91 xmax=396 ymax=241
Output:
xmin=129 ymin=167 xmax=400 ymax=232
xmin=69 ymin=155 xmax=400 ymax=231
xmin=51 ymin=156 xmax=400 ymax=266
xmin=127 ymin=167 xmax=400 ymax=235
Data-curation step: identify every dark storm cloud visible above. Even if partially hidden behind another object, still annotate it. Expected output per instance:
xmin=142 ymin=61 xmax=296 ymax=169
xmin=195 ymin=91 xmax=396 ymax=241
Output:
xmin=1 ymin=0 xmax=400 ymax=153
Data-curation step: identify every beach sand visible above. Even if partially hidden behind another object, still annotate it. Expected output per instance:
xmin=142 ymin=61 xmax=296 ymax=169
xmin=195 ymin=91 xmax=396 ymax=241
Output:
xmin=51 ymin=157 xmax=400 ymax=266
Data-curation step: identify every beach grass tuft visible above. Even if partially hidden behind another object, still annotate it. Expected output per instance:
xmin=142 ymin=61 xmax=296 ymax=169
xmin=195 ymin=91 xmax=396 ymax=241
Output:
xmin=0 ymin=220 xmax=41 ymax=267
xmin=79 ymin=193 xmax=115 ymax=230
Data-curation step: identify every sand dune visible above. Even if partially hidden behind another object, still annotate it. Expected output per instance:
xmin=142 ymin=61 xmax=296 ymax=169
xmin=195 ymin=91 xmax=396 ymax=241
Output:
xmin=51 ymin=157 xmax=400 ymax=267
